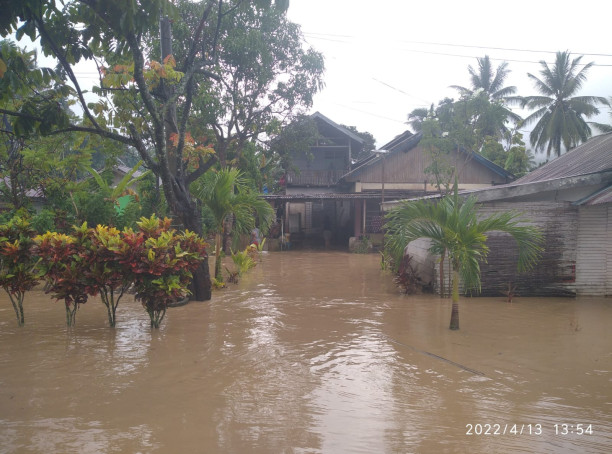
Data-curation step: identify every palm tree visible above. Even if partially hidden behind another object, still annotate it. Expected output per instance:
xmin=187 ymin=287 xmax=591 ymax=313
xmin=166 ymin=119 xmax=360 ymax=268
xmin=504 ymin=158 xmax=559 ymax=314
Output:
xmin=406 ymin=106 xmax=431 ymax=133
xmin=521 ymin=51 xmax=606 ymax=157
xmin=385 ymin=183 xmax=543 ymax=330
xmin=450 ymin=55 xmax=522 ymax=142
xmin=450 ymin=55 xmax=518 ymax=102
xmin=590 ymin=96 xmax=612 ymax=133
xmin=191 ymin=168 xmax=275 ymax=282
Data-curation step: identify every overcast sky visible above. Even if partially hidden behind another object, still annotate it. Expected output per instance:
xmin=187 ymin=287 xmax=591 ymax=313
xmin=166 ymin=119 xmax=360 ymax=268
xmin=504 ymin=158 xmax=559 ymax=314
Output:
xmin=287 ymin=0 xmax=612 ymax=149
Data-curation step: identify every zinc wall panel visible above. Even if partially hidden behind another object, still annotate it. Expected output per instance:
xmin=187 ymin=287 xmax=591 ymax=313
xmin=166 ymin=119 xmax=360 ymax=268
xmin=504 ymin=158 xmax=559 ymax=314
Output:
xmin=576 ymin=205 xmax=609 ymax=296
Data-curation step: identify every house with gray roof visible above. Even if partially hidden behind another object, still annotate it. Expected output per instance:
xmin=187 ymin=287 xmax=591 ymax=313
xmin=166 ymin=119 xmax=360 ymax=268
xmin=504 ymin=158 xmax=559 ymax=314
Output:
xmin=266 ymin=112 xmax=513 ymax=249
xmin=385 ymin=132 xmax=612 ymax=296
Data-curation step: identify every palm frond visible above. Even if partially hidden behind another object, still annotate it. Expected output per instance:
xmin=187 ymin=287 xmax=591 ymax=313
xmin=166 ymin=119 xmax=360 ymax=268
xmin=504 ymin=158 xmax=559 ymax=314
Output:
xmin=385 ymin=183 xmax=543 ymax=294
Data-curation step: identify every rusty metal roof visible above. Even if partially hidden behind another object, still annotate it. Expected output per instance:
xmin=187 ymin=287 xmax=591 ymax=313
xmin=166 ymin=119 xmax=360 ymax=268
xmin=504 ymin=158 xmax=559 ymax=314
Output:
xmin=516 ymin=132 xmax=612 ymax=184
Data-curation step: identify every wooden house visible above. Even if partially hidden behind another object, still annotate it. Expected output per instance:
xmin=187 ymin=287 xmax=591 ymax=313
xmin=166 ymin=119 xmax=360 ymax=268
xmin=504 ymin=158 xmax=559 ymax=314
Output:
xmin=387 ymin=132 xmax=612 ymax=297
xmin=265 ymin=112 xmax=513 ymax=249
xmin=341 ymin=130 xmax=513 ymax=240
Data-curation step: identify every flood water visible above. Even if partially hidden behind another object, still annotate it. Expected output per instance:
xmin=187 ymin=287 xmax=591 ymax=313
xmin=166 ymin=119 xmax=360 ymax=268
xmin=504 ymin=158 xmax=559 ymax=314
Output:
xmin=0 ymin=251 xmax=611 ymax=453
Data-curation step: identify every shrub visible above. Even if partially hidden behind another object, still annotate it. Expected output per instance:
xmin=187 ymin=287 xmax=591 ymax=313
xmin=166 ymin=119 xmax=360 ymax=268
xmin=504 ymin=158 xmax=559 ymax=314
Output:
xmin=116 ymin=216 xmax=207 ymax=328
xmin=35 ymin=230 xmax=90 ymax=327
xmin=0 ymin=217 xmax=40 ymax=326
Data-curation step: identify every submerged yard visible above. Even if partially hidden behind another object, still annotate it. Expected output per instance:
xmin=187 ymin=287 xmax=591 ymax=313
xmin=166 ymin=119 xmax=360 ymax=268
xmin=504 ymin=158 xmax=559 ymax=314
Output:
xmin=0 ymin=251 xmax=611 ymax=453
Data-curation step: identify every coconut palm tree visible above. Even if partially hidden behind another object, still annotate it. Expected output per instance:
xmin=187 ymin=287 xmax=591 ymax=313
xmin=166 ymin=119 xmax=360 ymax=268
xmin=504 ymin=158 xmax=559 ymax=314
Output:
xmin=521 ymin=51 xmax=606 ymax=157
xmin=191 ymin=168 xmax=275 ymax=282
xmin=450 ymin=55 xmax=518 ymax=102
xmin=450 ymin=55 xmax=522 ymax=143
xmin=406 ymin=106 xmax=431 ymax=133
xmin=385 ymin=183 xmax=543 ymax=330
xmin=590 ymin=96 xmax=612 ymax=133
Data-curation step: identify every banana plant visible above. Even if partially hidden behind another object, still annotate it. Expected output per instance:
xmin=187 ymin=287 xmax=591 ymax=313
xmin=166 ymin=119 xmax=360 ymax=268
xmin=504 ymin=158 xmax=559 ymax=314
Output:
xmin=83 ymin=160 xmax=151 ymax=215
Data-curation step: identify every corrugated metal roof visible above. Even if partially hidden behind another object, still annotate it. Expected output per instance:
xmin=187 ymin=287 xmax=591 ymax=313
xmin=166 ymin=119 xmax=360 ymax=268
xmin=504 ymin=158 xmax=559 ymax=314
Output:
xmin=341 ymin=132 xmax=423 ymax=180
xmin=311 ymin=112 xmax=365 ymax=144
xmin=516 ymin=132 xmax=612 ymax=184
xmin=574 ymin=184 xmax=612 ymax=206
xmin=0 ymin=178 xmax=44 ymax=199
xmin=341 ymin=131 xmax=513 ymax=182
xmin=262 ymin=192 xmax=388 ymax=201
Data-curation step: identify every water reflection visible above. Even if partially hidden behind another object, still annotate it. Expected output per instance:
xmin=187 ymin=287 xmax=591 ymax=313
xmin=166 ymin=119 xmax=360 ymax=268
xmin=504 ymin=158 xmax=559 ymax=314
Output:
xmin=0 ymin=252 xmax=611 ymax=453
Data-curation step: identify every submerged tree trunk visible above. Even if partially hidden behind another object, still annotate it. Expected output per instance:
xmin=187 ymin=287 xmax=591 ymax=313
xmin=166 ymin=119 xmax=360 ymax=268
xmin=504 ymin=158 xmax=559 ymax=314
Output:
xmin=8 ymin=292 xmax=25 ymax=327
xmin=179 ymin=206 xmax=212 ymax=301
xmin=449 ymin=269 xmax=460 ymax=330
xmin=214 ymin=232 xmax=223 ymax=282
xmin=439 ymin=249 xmax=446 ymax=298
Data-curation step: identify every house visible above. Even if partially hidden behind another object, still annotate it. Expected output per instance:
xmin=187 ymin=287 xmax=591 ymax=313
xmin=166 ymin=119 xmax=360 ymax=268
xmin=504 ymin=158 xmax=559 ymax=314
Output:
xmin=341 ymin=129 xmax=514 ymax=242
xmin=264 ymin=112 xmax=370 ymax=248
xmin=386 ymin=132 xmax=612 ymax=297
xmin=265 ymin=112 xmax=514 ymax=249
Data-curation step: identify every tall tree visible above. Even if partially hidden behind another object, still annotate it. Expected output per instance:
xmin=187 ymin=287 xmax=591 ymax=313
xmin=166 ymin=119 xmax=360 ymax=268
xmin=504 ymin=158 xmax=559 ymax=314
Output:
xmin=385 ymin=183 xmax=543 ymax=330
xmin=521 ymin=51 xmax=606 ymax=157
xmin=0 ymin=0 xmax=322 ymax=300
xmin=450 ymin=55 xmax=518 ymax=102
xmin=172 ymin=0 xmax=325 ymax=169
xmin=450 ymin=55 xmax=522 ymax=145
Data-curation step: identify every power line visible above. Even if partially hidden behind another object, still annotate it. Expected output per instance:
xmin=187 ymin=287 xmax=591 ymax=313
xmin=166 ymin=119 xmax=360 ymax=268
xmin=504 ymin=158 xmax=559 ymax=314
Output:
xmin=398 ymin=39 xmax=612 ymax=58
xmin=371 ymin=78 xmax=430 ymax=104
xmin=303 ymin=33 xmax=612 ymax=67
xmin=303 ymin=32 xmax=612 ymax=59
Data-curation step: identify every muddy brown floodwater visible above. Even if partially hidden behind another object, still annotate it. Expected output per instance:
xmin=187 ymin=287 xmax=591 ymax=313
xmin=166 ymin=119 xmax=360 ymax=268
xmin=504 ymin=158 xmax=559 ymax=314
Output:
xmin=0 ymin=251 xmax=611 ymax=453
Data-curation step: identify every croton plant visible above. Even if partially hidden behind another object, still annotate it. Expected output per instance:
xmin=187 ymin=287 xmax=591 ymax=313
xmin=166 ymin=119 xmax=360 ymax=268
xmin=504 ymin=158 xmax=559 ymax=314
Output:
xmin=0 ymin=215 xmax=207 ymax=329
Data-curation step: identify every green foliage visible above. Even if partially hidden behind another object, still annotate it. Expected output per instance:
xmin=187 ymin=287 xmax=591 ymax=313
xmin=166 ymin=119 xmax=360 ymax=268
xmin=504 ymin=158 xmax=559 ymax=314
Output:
xmin=450 ymin=55 xmax=518 ymax=102
xmin=340 ymin=124 xmax=377 ymax=161
xmin=0 ymin=216 xmax=40 ymax=326
xmin=191 ymin=168 xmax=274 ymax=282
xmin=173 ymin=0 xmax=324 ymax=167
xmin=77 ymin=224 xmax=132 ymax=327
xmin=28 ymin=215 xmax=207 ymax=329
xmin=117 ymin=216 xmax=208 ymax=328
xmin=352 ymin=236 xmax=372 ymax=254
xmin=385 ymin=182 xmax=543 ymax=329
xmin=590 ymin=96 xmax=612 ymax=134
xmin=0 ymin=1 xmax=325 ymax=302
xmin=30 ymin=209 xmax=57 ymax=233
xmin=73 ymin=189 xmax=116 ymax=227
xmin=0 ymin=39 xmax=56 ymax=103
xmin=35 ymin=230 xmax=89 ymax=327
xmin=230 ymin=248 xmax=256 ymax=276
xmin=521 ymin=51 xmax=606 ymax=157
xmin=420 ymin=113 xmax=456 ymax=194
xmin=137 ymin=172 xmax=167 ymax=219
xmin=84 ymin=160 xmax=150 ymax=203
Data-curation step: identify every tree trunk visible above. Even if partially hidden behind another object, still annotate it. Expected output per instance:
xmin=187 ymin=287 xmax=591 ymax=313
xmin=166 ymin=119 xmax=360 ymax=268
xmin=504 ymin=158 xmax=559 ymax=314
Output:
xmin=159 ymin=14 xmax=211 ymax=302
xmin=449 ymin=269 xmax=460 ymax=330
xmin=214 ymin=232 xmax=223 ymax=282
xmin=439 ymin=249 xmax=446 ymax=298
xmin=181 ymin=213 xmax=212 ymax=301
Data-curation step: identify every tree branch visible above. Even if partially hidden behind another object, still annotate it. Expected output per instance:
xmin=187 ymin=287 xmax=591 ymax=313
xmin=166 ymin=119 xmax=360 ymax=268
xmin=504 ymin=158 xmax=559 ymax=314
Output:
xmin=31 ymin=13 xmax=103 ymax=133
xmin=186 ymin=155 xmax=218 ymax=186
